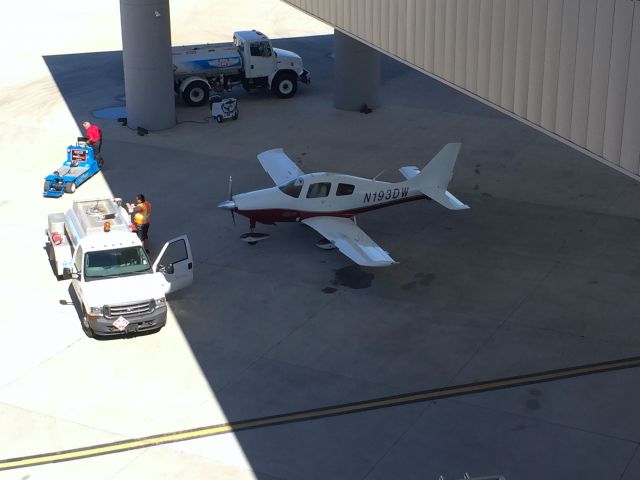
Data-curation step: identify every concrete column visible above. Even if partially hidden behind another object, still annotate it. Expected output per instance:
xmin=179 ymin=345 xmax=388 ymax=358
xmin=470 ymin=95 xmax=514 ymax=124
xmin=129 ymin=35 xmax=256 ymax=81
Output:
xmin=334 ymin=30 xmax=380 ymax=111
xmin=120 ymin=0 xmax=175 ymax=130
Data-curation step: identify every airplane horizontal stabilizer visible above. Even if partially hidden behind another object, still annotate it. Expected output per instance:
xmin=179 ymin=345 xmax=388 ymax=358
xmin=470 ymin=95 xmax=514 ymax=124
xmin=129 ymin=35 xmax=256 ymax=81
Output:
xmin=426 ymin=189 xmax=469 ymax=210
xmin=399 ymin=166 xmax=419 ymax=180
xmin=409 ymin=143 xmax=469 ymax=210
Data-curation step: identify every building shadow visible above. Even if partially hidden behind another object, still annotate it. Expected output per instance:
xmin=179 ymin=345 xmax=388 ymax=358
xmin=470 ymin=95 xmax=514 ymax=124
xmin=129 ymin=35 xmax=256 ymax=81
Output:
xmin=40 ymin=33 xmax=640 ymax=479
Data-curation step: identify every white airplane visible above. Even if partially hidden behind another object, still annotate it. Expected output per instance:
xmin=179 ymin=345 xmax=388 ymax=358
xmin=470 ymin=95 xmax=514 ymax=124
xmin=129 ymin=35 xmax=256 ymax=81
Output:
xmin=218 ymin=143 xmax=469 ymax=267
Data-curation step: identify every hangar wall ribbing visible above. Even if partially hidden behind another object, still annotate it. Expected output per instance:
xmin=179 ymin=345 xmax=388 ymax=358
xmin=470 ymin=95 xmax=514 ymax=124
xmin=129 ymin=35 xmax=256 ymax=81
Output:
xmin=282 ymin=0 xmax=640 ymax=179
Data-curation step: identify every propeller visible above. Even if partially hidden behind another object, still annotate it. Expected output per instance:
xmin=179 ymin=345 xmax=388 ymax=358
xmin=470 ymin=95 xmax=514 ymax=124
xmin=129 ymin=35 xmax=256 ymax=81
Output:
xmin=217 ymin=176 xmax=237 ymax=225
xmin=228 ymin=175 xmax=236 ymax=225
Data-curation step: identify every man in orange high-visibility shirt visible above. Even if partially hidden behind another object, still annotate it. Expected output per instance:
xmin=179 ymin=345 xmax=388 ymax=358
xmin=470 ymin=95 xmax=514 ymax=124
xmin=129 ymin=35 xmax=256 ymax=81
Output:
xmin=127 ymin=194 xmax=151 ymax=253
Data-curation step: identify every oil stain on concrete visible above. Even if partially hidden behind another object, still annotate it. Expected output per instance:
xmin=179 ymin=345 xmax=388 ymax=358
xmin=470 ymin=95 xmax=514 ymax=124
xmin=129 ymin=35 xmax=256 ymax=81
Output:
xmin=526 ymin=387 xmax=542 ymax=411
xmin=331 ymin=265 xmax=374 ymax=289
xmin=402 ymin=272 xmax=435 ymax=291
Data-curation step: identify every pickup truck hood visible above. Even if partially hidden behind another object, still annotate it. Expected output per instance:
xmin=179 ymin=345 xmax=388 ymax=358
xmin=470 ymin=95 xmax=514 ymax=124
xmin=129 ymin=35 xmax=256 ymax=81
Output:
xmin=81 ymin=273 xmax=165 ymax=308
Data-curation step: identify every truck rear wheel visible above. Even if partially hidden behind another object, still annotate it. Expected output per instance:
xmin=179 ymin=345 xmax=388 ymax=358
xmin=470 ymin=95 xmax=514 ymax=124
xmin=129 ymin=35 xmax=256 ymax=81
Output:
xmin=273 ymin=73 xmax=297 ymax=99
xmin=65 ymin=182 xmax=76 ymax=194
xmin=44 ymin=180 xmax=51 ymax=192
xmin=183 ymin=81 xmax=210 ymax=107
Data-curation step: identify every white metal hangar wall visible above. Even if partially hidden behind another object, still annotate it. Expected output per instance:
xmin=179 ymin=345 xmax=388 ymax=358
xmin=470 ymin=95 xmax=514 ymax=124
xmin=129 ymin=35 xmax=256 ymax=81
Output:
xmin=281 ymin=0 xmax=640 ymax=180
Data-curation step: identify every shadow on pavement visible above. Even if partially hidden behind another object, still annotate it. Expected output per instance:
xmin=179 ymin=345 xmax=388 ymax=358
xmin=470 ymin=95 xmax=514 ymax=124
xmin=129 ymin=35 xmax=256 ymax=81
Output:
xmin=41 ymin=33 xmax=640 ymax=479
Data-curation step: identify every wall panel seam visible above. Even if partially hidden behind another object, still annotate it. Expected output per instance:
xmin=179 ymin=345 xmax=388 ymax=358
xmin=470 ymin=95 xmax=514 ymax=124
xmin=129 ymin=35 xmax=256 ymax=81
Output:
xmin=583 ymin=0 xmax=598 ymax=151
xmin=617 ymin=2 xmax=633 ymax=170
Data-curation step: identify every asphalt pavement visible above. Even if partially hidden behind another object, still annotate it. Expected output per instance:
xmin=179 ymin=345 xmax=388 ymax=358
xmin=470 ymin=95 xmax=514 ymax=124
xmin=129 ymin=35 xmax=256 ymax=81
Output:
xmin=1 ymin=2 xmax=640 ymax=479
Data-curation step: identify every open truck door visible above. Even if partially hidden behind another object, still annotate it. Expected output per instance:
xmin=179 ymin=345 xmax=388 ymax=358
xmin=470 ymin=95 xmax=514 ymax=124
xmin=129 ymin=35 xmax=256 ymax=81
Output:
xmin=153 ymin=235 xmax=193 ymax=294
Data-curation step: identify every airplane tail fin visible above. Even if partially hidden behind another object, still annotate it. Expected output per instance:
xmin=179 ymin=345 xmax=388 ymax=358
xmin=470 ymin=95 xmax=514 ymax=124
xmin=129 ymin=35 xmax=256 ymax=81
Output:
xmin=408 ymin=143 xmax=469 ymax=210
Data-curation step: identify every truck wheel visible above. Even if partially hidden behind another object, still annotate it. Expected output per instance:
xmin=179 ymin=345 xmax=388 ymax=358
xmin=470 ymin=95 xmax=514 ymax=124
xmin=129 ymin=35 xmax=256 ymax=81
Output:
xmin=64 ymin=182 xmax=76 ymax=194
xmin=273 ymin=74 xmax=297 ymax=99
xmin=216 ymin=115 xmax=223 ymax=123
xmin=81 ymin=309 xmax=95 ymax=338
xmin=44 ymin=180 xmax=51 ymax=192
xmin=233 ymin=112 xmax=238 ymax=120
xmin=183 ymin=81 xmax=210 ymax=107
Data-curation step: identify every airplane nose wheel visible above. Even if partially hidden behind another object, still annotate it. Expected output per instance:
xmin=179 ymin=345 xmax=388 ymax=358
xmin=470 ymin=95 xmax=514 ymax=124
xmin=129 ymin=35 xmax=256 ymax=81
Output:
xmin=240 ymin=218 xmax=270 ymax=245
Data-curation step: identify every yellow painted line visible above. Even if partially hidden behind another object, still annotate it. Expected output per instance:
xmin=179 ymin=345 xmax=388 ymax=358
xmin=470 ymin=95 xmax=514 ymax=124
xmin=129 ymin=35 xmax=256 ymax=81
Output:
xmin=2 ymin=355 xmax=640 ymax=471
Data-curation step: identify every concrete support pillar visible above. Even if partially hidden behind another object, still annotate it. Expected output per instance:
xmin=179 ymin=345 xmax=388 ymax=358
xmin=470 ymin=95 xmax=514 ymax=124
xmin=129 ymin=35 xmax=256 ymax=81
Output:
xmin=120 ymin=0 xmax=175 ymax=130
xmin=333 ymin=30 xmax=380 ymax=111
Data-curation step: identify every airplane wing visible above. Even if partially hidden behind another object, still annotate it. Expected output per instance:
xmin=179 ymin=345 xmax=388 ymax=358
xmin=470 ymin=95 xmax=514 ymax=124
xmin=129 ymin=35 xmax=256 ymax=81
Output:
xmin=257 ymin=148 xmax=305 ymax=185
xmin=302 ymin=216 xmax=396 ymax=267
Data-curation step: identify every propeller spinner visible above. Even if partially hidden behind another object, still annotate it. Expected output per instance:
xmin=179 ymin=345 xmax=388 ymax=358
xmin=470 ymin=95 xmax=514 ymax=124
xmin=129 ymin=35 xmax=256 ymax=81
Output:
xmin=218 ymin=175 xmax=236 ymax=225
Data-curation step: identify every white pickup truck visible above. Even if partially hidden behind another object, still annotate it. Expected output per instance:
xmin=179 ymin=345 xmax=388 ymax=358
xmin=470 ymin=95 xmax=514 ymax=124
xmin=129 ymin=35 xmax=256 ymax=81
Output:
xmin=46 ymin=197 xmax=193 ymax=337
xmin=173 ymin=30 xmax=310 ymax=106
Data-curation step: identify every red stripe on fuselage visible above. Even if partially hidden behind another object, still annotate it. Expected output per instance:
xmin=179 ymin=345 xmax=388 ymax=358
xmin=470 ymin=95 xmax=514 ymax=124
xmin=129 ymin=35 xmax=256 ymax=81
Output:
xmin=235 ymin=194 xmax=430 ymax=225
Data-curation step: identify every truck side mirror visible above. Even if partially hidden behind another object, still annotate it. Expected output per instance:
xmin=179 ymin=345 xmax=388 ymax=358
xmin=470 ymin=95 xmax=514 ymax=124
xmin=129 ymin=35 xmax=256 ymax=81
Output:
xmin=63 ymin=268 xmax=80 ymax=280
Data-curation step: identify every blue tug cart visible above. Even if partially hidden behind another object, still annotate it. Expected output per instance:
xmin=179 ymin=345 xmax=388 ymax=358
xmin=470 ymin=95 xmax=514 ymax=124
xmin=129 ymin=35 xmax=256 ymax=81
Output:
xmin=43 ymin=139 xmax=102 ymax=198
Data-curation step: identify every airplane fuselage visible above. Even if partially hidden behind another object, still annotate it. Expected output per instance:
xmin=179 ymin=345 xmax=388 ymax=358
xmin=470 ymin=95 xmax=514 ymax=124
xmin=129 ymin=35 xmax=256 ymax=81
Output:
xmin=231 ymin=172 xmax=429 ymax=225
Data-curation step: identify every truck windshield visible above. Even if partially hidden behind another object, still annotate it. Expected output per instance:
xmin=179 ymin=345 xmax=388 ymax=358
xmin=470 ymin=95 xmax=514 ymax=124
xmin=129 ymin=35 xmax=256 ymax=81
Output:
xmin=84 ymin=247 xmax=151 ymax=279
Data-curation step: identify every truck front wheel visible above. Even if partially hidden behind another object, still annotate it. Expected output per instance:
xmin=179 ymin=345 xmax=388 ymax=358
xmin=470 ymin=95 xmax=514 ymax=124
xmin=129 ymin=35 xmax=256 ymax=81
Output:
xmin=273 ymin=74 xmax=297 ymax=99
xmin=81 ymin=309 xmax=95 ymax=338
xmin=183 ymin=81 xmax=210 ymax=107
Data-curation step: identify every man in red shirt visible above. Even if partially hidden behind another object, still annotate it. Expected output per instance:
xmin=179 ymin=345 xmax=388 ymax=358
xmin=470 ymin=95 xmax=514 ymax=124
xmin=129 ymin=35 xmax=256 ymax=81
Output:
xmin=82 ymin=121 xmax=103 ymax=166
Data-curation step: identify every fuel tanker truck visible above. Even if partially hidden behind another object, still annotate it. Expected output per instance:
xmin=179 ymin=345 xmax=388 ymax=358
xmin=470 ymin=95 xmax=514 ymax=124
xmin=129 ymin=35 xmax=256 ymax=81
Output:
xmin=173 ymin=30 xmax=310 ymax=106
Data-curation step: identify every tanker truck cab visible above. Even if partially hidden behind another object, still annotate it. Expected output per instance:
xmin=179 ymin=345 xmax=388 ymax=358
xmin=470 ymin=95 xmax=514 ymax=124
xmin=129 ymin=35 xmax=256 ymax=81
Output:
xmin=234 ymin=30 xmax=307 ymax=97
xmin=236 ymin=31 xmax=275 ymax=83
xmin=54 ymin=198 xmax=193 ymax=337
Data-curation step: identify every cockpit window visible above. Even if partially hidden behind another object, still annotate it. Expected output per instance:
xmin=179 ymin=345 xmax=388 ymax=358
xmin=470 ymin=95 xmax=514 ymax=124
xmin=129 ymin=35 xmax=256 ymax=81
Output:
xmin=279 ymin=177 xmax=304 ymax=198
xmin=307 ymin=182 xmax=331 ymax=198
xmin=336 ymin=183 xmax=355 ymax=196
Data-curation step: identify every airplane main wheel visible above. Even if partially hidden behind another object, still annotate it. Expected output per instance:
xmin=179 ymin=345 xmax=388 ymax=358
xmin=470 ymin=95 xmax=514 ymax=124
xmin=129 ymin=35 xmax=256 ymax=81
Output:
xmin=65 ymin=182 xmax=76 ymax=194
xmin=316 ymin=238 xmax=337 ymax=250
